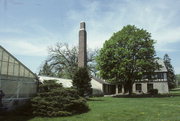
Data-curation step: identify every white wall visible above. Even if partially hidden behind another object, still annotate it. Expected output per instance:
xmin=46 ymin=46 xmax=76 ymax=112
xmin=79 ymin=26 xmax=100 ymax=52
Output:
xmin=133 ymin=82 xmax=169 ymax=94
xmin=91 ymin=78 xmax=103 ymax=95
xmin=154 ymin=82 xmax=169 ymax=94
xmin=39 ymin=76 xmax=104 ymax=95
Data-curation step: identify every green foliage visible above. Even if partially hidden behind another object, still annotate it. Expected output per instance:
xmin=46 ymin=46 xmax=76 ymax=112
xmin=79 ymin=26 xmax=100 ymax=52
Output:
xmin=31 ymin=80 xmax=89 ymax=117
xmin=43 ymin=43 xmax=99 ymax=79
xmin=148 ymin=89 xmax=158 ymax=95
xmin=72 ymin=67 xmax=92 ymax=97
xmin=176 ymin=74 xmax=180 ymax=87
xmin=39 ymin=61 xmax=54 ymax=76
xmin=96 ymin=25 xmax=159 ymax=95
xmin=163 ymin=54 xmax=176 ymax=89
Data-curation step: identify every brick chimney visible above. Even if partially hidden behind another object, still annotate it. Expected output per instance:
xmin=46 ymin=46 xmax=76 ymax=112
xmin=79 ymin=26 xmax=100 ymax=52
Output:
xmin=78 ymin=22 xmax=87 ymax=67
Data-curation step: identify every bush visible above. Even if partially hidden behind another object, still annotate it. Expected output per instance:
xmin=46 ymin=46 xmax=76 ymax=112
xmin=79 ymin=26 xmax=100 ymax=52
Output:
xmin=72 ymin=67 xmax=92 ymax=97
xmin=31 ymin=80 xmax=89 ymax=117
xmin=168 ymin=81 xmax=176 ymax=89
xmin=149 ymin=89 xmax=158 ymax=95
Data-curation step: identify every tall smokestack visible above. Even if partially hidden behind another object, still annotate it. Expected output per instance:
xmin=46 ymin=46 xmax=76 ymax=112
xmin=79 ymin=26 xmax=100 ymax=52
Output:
xmin=78 ymin=22 xmax=87 ymax=67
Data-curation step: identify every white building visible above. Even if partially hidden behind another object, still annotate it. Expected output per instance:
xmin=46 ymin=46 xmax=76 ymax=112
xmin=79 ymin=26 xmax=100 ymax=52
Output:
xmin=38 ymin=75 xmax=108 ymax=96
xmin=39 ymin=59 xmax=169 ymax=95
xmin=103 ymin=59 xmax=169 ymax=95
xmin=132 ymin=59 xmax=169 ymax=94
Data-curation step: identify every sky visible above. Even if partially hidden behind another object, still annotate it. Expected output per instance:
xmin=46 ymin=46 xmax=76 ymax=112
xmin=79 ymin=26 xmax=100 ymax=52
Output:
xmin=0 ymin=0 xmax=180 ymax=74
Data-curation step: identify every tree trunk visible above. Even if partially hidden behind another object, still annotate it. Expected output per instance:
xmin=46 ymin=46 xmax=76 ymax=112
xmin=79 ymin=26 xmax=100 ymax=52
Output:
xmin=127 ymin=79 xmax=133 ymax=96
xmin=128 ymin=84 xmax=133 ymax=96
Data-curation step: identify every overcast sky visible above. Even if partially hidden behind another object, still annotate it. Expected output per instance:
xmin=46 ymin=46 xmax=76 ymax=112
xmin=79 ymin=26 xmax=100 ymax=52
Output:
xmin=0 ymin=0 xmax=180 ymax=74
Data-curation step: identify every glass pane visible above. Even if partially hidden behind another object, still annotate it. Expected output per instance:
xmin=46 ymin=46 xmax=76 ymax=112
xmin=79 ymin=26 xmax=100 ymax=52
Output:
xmin=136 ymin=84 xmax=142 ymax=91
xmin=14 ymin=60 xmax=19 ymax=64
xmin=3 ymin=51 xmax=9 ymax=62
xmin=147 ymin=84 xmax=153 ymax=92
xmin=0 ymin=48 xmax=2 ymax=60
xmin=0 ymin=61 xmax=1 ymax=74
xmin=20 ymin=65 xmax=25 ymax=77
xmin=9 ymin=56 xmax=14 ymax=63
xmin=19 ymin=82 xmax=29 ymax=98
xmin=157 ymin=73 xmax=164 ymax=79
xmin=29 ymin=73 xmax=35 ymax=78
xmin=14 ymin=64 xmax=19 ymax=76
xmin=8 ymin=63 xmax=14 ymax=76
xmin=1 ymin=61 xmax=8 ymax=75
xmin=24 ymin=69 xmax=29 ymax=77
xmin=1 ymin=80 xmax=18 ymax=98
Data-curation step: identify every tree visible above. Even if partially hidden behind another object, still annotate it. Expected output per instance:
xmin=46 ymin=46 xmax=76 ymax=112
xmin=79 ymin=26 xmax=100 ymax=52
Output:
xmin=47 ymin=43 xmax=78 ymax=79
xmin=96 ymin=25 xmax=159 ymax=95
xmin=87 ymin=48 xmax=99 ymax=76
xmin=163 ymin=54 xmax=176 ymax=89
xmin=39 ymin=61 xmax=54 ymax=76
xmin=43 ymin=42 xmax=98 ymax=79
xmin=72 ymin=67 xmax=92 ymax=97
xmin=176 ymin=74 xmax=180 ymax=87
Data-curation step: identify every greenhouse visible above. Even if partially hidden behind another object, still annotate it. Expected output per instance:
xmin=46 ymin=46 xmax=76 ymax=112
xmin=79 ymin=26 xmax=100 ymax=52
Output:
xmin=0 ymin=45 xmax=38 ymax=110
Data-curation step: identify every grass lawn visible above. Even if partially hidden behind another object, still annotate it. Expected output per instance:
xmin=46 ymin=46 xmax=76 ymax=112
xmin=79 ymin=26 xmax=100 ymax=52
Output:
xmin=1 ymin=89 xmax=180 ymax=121
xmin=170 ymin=88 xmax=180 ymax=95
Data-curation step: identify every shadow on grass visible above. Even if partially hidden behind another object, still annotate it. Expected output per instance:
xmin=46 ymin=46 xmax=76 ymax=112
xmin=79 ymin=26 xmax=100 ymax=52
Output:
xmin=0 ymin=113 xmax=34 ymax=121
xmin=87 ymin=98 xmax=104 ymax=101
xmin=0 ymin=109 xmax=91 ymax=121
xmin=113 ymin=94 xmax=180 ymax=98
xmin=0 ymin=103 xmax=34 ymax=121
xmin=170 ymin=88 xmax=180 ymax=91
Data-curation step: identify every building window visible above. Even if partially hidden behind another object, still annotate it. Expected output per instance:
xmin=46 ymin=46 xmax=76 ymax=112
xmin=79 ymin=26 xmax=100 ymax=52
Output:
xmin=157 ymin=73 xmax=164 ymax=79
xmin=103 ymin=84 xmax=109 ymax=95
xmin=136 ymin=84 xmax=142 ymax=92
xmin=147 ymin=84 xmax=153 ymax=92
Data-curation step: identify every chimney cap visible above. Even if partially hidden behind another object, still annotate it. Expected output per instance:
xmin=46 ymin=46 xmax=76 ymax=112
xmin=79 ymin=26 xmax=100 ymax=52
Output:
xmin=80 ymin=22 xmax=86 ymax=30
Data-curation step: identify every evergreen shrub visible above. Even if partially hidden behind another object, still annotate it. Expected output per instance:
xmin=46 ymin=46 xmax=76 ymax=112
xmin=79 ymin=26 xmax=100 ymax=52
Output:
xmin=31 ymin=80 xmax=89 ymax=117
xmin=149 ymin=89 xmax=158 ymax=95
xmin=72 ymin=67 xmax=92 ymax=97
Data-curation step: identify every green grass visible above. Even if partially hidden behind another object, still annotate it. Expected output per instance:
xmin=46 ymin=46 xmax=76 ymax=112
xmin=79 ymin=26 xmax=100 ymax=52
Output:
xmin=170 ymin=88 xmax=180 ymax=95
xmin=1 ymin=89 xmax=180 ymax=121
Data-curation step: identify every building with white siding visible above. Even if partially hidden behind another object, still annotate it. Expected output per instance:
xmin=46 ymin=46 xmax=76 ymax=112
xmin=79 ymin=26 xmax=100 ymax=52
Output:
xmin=39 ymin=59 xmax=169 ymax=96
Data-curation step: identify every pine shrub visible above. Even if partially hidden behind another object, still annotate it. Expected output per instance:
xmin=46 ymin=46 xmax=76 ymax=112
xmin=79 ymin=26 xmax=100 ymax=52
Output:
xmin=31 ymin=80 xmax=89 ymax=117
xmin=149 ymin=89 xmax=158 ymax=95
xmin=72 ymin=67 xmax=92 ymax=97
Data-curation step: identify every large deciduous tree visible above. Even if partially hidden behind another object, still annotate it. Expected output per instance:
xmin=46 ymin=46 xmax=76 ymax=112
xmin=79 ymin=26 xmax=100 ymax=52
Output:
xmin=47 ymin=43 xmax=78 ymax=78
xmin=39 ymin=43 xmax=98 ymax=79
xmin=163 ymin=54 xmax=176 ymax=89
xmin=96 ymin=25 xmax=159 ymax=95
